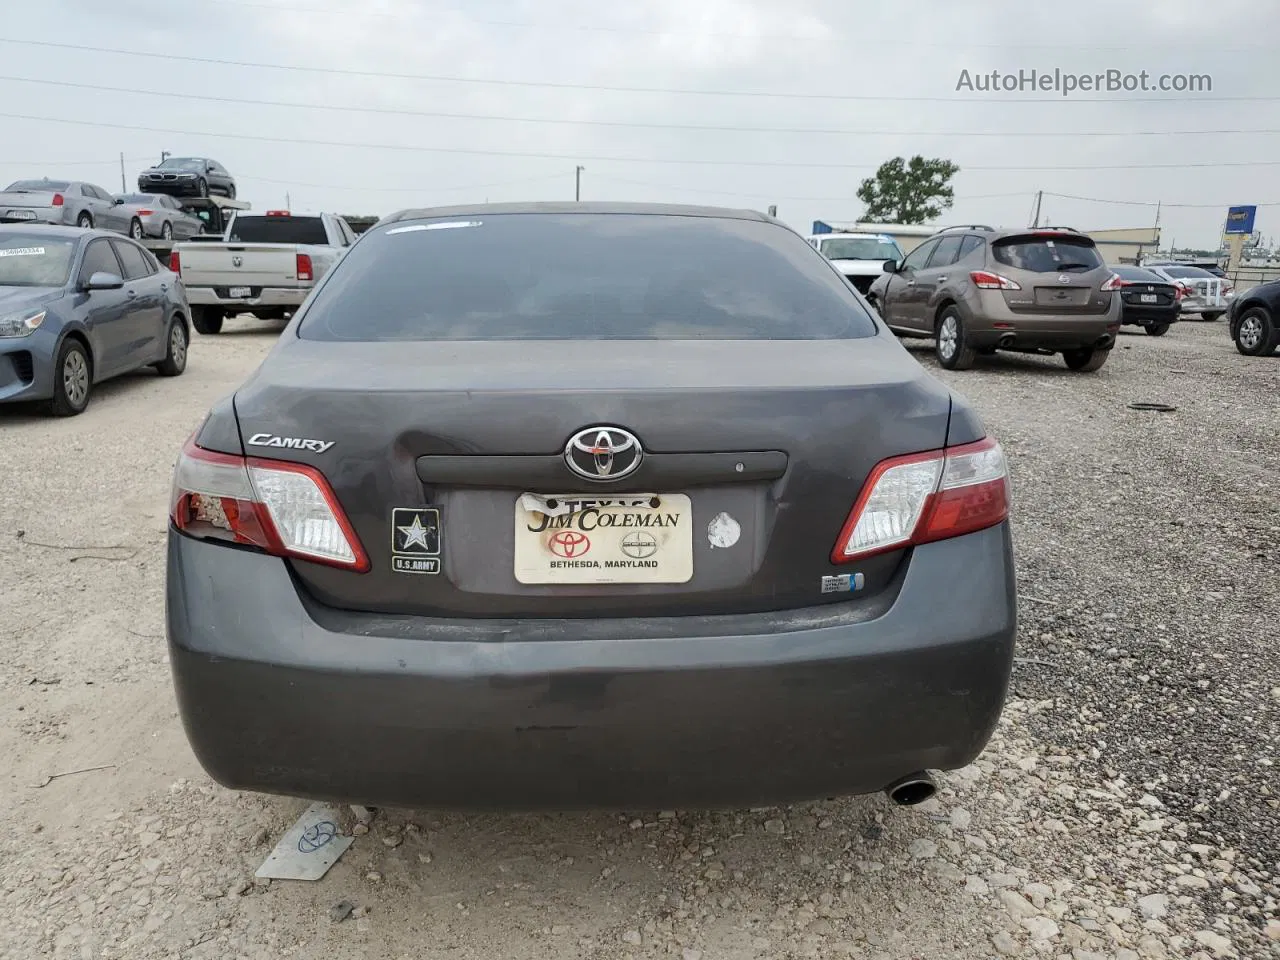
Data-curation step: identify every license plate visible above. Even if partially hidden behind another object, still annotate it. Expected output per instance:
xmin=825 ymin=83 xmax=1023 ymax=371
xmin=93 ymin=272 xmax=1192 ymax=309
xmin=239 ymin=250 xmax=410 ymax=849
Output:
xmin=1140 ymin=294 xmax=1157 ymax=303
xmin=228 ymin=286 xmax=252 ymax=298
xmin=513 ymin=493 xmax=693 ymax=584
xmin=6 ymin=210 xmax=36 ymax=220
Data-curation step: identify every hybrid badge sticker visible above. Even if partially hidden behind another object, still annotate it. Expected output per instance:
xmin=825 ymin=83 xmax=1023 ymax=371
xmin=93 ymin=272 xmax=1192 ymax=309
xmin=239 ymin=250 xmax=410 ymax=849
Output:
xmin=820 ymin=573 xmax=865 ymax=594
xmin=391 ymin=507 xmax=441 ymax=574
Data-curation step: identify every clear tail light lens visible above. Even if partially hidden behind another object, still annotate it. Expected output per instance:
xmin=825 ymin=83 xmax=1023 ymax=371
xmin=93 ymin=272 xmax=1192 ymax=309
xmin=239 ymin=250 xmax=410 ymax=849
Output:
xmin=831 ymin=437 xmax=1009 ymax=563
xmin=170 ymin=437 xmax=369 ymax=571
xmin=1100 ymin=273 xmax=1124 ymax=292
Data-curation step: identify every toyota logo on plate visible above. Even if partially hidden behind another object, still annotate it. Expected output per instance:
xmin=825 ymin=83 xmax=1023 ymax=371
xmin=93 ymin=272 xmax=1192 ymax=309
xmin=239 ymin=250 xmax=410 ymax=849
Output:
xmin=548 ymin=531 xmax=590 ymax=558
xmin=564 ymin=426 xmax=643 ymax=481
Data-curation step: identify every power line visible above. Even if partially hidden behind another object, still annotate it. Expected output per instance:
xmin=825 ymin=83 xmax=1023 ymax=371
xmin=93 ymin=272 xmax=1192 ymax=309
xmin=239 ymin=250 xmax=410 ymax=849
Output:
xmin=3 ymin=74 xmax=1277 ymax=139
xmin=247 ymin=172 xmax=570 ymax=194
xmin=591 ymin=174 xmax=1029 ymax=204
xmin=0 ymin=155 xmax=153 ymax=167
xmin=171 ymin=0 xmax=1277 ymax=50
xmin=2 ymin=111 xmax=1277 ymax=172
xmin=1042 ymin=191 xmax=1280 ymax=209
xmin=1 ymin=38 xmax=1275 ymax=104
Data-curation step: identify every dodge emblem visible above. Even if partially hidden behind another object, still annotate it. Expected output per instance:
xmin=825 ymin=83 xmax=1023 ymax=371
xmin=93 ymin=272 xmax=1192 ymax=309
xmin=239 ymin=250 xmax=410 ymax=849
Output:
xmin=565 ymin=426 xmax=643 ymax=481
xmin=232 ymin=256 xmax=243 ymax=268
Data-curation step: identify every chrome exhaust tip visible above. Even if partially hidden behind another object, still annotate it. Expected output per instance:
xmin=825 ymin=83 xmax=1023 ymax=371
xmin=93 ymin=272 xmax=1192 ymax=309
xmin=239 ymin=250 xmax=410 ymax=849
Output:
xmin=884 ymin=772 xmax=937 ymax=806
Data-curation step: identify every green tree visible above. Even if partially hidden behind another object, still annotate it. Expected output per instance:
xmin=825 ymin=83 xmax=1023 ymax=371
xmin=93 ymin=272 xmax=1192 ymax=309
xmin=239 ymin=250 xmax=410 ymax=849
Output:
xmin=857 ymin=156 xmax=960 ymax=224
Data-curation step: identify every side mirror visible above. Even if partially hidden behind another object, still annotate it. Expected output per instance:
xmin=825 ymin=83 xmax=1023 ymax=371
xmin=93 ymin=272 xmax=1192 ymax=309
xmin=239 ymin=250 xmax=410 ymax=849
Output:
xmin=84 ymin=271 xmax=124 ymax=291
xmin=883 ymin=259 xmax=900 ymax=274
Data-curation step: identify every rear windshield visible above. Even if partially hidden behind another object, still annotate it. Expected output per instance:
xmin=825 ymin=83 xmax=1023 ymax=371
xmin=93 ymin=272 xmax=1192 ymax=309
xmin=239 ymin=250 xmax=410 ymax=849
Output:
xmin=1160 ymin=266 xmax=1213 ymax=279
xmin=992 ymin=236 xmax=1104 ymax=273
xmin=300 ymin=213 xmax=877 ymax=342
xmin=119 ymin=193 xmax=162 ymax=205
xmin=1113 ymin=266 xmax=1164 ymax=282
xmin=228 ymin=216 xmax=328 ymax=245
xmin=819 ymin=237 xmax=901 ymax=261
xmin=0 ymin=234 xmax=76 ymax=286
xmin=6 ymin=180 xmax=70 ymax=192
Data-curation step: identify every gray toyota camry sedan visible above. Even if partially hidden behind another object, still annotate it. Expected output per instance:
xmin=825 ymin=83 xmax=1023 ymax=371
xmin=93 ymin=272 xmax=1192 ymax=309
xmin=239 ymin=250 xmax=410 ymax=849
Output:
xmin=167 ymin=203 xmax=1016 ymax=811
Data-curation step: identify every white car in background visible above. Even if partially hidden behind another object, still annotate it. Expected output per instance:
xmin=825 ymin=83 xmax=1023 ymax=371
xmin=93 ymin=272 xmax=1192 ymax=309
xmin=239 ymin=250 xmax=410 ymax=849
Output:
xmin=1144 ymin=264 xmax=1234 ymax=320
xmin=806 ymin=232 xmax=904 ymax=296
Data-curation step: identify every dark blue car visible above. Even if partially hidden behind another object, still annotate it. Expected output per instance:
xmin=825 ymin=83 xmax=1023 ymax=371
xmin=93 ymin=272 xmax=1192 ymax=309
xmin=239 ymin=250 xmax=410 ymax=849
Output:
xmin=0 ymin=225 xmax=190 ymax=415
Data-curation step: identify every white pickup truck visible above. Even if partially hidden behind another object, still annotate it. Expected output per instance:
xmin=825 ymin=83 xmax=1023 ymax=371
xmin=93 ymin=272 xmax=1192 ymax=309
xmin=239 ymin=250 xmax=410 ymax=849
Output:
xmin=171 ymin=210 xmax=358 ymax=334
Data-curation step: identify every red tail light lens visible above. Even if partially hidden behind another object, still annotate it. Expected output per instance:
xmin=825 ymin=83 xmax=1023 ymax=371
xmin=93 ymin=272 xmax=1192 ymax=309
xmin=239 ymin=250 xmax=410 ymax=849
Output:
xmin=1100 ymin=273 xmax=1124 ymax=292
xmin=51 ymin=193 xmax=64 ymax=206
xmin=970 ymin=270 xmax=1022 ymax=291
xmin=296 ymin=252 xmax=313 ymax=281
xmin=170 ymin=438 xmax=369 ymax=572
xmin=831 ymin=437 xmax=1009 ymax=564
xmin=169 ymin=251 xmax=181 ymax=274
xmin=136 ymin=208 xmax=153 ymax=216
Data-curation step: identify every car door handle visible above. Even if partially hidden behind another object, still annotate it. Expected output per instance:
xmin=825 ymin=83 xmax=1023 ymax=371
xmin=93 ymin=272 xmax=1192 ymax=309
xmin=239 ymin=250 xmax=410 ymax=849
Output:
xmin=126 ymin=289 xmax=137 ymax=298
xmin=906 ymin=280 xmax=916 ymax=287
xmin=936 ymin=276 xmax=947 ymax=282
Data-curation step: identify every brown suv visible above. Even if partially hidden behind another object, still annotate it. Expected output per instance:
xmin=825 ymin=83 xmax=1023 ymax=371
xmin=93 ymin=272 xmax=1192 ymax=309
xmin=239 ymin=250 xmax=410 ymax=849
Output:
xmin=867 ymin=226 xmax=1123 ymax=371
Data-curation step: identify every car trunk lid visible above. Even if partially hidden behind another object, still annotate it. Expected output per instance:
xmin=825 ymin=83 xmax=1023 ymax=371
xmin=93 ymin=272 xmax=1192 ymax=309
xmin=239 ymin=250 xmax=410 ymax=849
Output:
xmin=230 ymin=336 xmax=953 ymax=619
xmin=992 ymin=233 xmax=1112 ymax=315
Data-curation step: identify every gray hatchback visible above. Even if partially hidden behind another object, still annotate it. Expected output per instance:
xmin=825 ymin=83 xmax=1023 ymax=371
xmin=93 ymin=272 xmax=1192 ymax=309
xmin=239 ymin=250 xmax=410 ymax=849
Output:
xmin=869 ymin=226 xmax=1123 ymax=371
xmin=166 ymin=203 xmax=1016 ymax=811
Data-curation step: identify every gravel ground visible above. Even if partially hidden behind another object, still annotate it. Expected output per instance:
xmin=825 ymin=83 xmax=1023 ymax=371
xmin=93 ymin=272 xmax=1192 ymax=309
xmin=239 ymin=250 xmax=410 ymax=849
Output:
xmin=1 ymin=317 xmax=1276 ymax=960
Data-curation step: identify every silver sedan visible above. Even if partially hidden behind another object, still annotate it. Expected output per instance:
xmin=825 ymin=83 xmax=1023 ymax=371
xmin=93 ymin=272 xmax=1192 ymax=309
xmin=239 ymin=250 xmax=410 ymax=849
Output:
xmin=114 ymin=193 xmax=205 ymax=241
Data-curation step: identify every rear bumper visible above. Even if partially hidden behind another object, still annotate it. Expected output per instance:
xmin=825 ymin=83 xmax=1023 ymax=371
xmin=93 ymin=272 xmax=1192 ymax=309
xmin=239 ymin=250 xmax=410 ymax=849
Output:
xmin=1120 ymin=303 xmax=1180 ymax=327
xmin=185 ymin=286 xmax=306 ymax=310
xmin=167 ymin=523 xmax=1017 ymax=811
xmin=966 ymin=291 xmax=1121 ymax=350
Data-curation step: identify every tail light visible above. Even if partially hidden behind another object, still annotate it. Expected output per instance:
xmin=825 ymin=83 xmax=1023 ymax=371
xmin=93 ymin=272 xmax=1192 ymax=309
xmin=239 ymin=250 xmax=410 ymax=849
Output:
xmin=1175 ymin=282 xmax=1189 ymax=300
xmin=1100 ymin=273 xmax=1124 ymax=292
xmin=296 ymin=253 xmax=313 ymax=281
xmin=169 ymin=251 xmax=181 ymax=274
xmin=1222 ymin=283 xmax=1233 ymax=294
xmin=51 ymin=193 xmax=64 ymax=206
xmin=170 ymin=437 xmax=369 ymax=572
xmin=136 ymin=208 xmax=153 ymax=216
xmin=970 ymin=270 xmax=1021 ymax=290
xmin=266 ymin=210 xmax=290 ymax=217
xmin=831 ymin=437 xmax=1009 ymax=564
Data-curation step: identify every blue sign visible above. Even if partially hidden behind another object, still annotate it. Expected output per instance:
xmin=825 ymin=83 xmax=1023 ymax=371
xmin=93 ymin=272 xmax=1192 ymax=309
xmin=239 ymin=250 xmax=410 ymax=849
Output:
xmin=1224 ymin=205 xmax=1256 ymax=235
xmin=812 ymin=220 xmax=834 ymax=234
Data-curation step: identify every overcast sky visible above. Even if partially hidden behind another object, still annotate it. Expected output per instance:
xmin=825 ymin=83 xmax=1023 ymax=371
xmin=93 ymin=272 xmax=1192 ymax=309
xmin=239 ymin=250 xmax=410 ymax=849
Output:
xmin=1 ymin=0 xmax=1275 ymax=249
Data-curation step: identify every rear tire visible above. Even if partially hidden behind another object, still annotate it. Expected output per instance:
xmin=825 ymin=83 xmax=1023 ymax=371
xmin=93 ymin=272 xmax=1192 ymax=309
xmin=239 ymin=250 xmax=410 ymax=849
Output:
xmin=76 ymin=212 xmax=93 ymax=229
xmin=154 ymin=318 xmax=188 ymax=376
xmin=192 ymin=306 xmax=224 ymax=335
xmin=129 ymin=218 xmax=144 ymax=239
xmin=1063 ymin=347 xmax=1110 ymax=371
xmin=227 ymin=183 xmax=237 ymax=199
xmin=47 ymin=339 xmax=92 ymax=416
xmin=935 ymin=307 xmax=976 ymax=370
xmin=1234 ymin=307 xmax=1277 ymax=357
xmin=1145 ymin=323 xmax=1170 ymax=337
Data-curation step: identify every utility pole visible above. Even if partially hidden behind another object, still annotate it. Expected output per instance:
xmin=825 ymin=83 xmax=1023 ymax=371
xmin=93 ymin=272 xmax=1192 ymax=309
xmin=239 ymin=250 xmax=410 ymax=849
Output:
xmin=286 ymin=192 xmax=291 ymax=210
xmin=1031 ymin=190 xmax=1043 ymax=228
xmin=160 ymin=151 xmax=171 ymax=163
xmin=575 ymin=165 xmax=584 ymax=201
xmin=119 ymin=152 xmax=126 ymax=192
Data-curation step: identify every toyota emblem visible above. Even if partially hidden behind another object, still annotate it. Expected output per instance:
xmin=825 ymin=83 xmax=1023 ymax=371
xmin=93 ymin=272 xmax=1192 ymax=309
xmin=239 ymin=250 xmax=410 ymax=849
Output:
xmin=564 ymin=426 xmax=643 ymax=481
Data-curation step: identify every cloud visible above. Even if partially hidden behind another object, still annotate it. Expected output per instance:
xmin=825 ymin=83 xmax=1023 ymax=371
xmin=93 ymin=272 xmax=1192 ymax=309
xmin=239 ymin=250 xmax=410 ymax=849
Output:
xmin=0 ymin=0 xmax=1273 ymax=247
